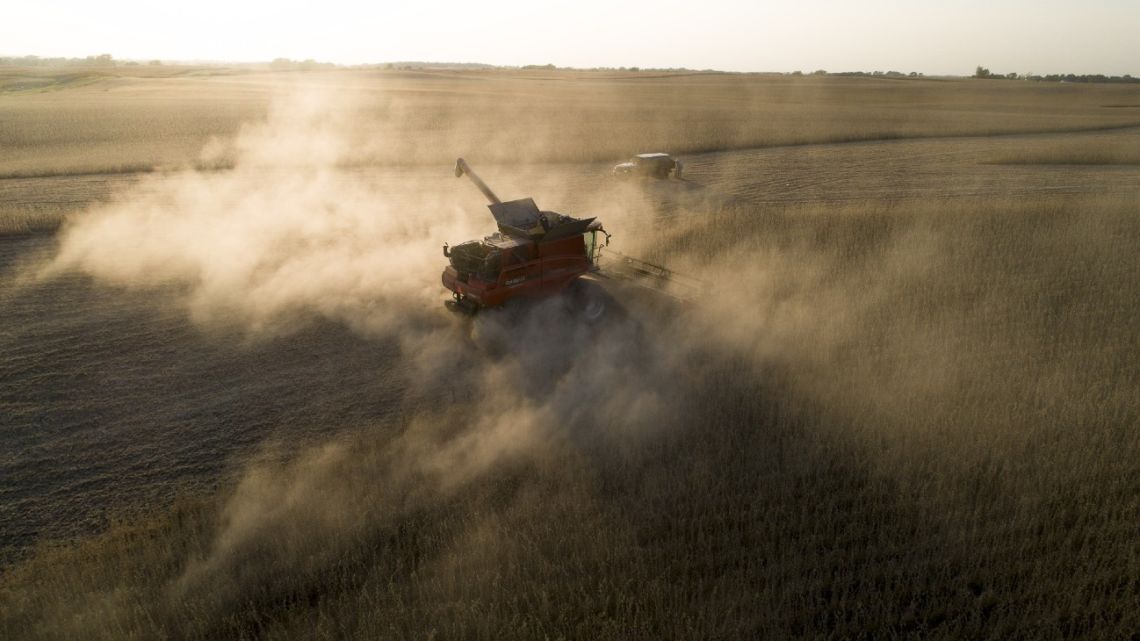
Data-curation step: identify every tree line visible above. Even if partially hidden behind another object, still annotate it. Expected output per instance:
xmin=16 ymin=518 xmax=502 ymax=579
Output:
xmin=975 ymin=66 xmax=1137 ymax=84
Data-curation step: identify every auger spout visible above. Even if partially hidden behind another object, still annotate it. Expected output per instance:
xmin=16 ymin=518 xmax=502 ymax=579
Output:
xmin=453 ymin=157 xmax=501 ymax=205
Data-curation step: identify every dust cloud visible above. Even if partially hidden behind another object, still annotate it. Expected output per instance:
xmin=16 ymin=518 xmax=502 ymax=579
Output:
xmin=43 ymin=89 xmax=487 ymax=339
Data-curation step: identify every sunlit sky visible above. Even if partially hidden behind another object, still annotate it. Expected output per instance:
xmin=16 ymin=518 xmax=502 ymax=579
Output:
xmin=5 ymin=0 xmax=1138 ymax=75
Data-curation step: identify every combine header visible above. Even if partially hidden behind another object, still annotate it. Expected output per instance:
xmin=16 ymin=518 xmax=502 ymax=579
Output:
xmin=442 ymin=158 xmax=698 ymax=316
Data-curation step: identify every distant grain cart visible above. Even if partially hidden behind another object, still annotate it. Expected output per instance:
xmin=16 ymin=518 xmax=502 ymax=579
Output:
xmin=612 ymin=153 xmax=683 ymax=179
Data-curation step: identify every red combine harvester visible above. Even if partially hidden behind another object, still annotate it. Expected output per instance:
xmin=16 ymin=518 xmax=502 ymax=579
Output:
xmin=442 ymin=158 xmax=611 ymax=315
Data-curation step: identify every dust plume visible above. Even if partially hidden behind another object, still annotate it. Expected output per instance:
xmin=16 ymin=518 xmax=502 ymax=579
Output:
xmin=42 ymin=90 xmax=488 ymax=340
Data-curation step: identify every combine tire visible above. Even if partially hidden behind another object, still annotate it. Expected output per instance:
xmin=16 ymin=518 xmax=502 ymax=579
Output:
xmin=568 ymin=280 xmax=609 ymax=323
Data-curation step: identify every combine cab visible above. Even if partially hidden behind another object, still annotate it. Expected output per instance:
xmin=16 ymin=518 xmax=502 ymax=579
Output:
xmin=443 ymin=158 xmax=609 ymax=315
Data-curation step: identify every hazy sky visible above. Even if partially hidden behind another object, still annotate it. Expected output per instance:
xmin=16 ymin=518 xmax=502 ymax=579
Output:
xmin=5 ymin=0 xmax=1138 ymax=75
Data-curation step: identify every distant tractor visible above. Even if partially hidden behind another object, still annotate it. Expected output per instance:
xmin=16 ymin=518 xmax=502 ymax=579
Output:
xmin=442 ymin=158 xmax=610 ymax=316
xmin=612 ymin=152 xmax=683 ymax=179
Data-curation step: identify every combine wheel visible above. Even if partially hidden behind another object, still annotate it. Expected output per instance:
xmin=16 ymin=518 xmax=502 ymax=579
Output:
xmin=582 ymin=289 xmax=606 ymax=322
xmin=568 ymin=280 xmax=609 ymax=323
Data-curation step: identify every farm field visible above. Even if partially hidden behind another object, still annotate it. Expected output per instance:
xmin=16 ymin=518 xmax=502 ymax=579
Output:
xmin=1 ymin=67 xmax=1139 ymax=640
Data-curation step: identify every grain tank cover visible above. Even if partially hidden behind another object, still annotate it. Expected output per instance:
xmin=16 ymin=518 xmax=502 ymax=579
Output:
xmin=489 ymin=198 xmax=592 ymax=241
xmin=488 ymin=198 xmax=543 ymax=236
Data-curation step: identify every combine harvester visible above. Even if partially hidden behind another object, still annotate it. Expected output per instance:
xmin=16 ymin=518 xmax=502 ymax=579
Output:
xmin=442 ymin=158 xmax=699 ymax=320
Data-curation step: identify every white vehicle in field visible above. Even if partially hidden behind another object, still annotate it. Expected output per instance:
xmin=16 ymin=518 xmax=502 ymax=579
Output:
xmin=612 ymin=152 xmax=683 ymax=179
